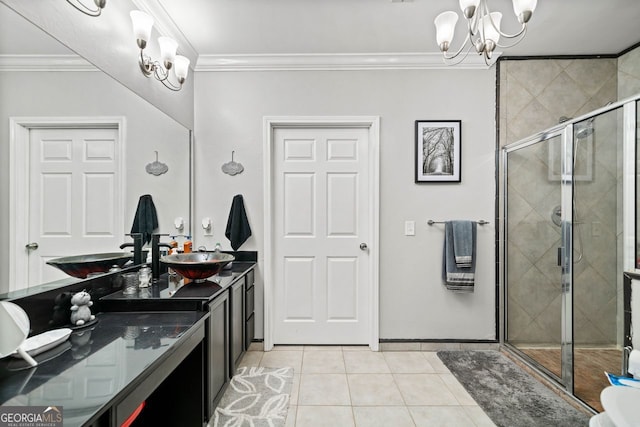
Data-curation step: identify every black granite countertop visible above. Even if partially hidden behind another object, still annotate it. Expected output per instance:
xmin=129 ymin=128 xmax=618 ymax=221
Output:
xmin=99 ymin=262 xmax=255 ymax=312
xmin=0 ymin=311 xmax=207 ymax=427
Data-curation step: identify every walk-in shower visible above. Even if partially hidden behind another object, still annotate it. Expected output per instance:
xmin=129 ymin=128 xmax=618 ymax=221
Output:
xmin=501 ymin=96 xmax=640 ymax=412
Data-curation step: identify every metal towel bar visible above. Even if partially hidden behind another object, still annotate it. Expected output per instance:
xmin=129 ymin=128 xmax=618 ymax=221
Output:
xmin=427 ymin=219 xmax=490 ymax=226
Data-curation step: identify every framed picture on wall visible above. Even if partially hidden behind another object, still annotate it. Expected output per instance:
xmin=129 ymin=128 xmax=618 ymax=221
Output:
xmin=415 ymin=120 xmax=461 ymax=183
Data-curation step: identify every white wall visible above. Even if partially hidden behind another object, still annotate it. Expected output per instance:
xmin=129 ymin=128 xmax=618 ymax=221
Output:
xmin=0 ymin=70 xmax=190 ymax=292
xmin=193 ymin=69 xmax=497 ymax=340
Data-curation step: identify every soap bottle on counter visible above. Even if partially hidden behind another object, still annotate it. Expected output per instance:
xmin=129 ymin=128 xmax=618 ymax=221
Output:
xmin=169 ymin=235 xmax=178 ymax=251
xmin=184 ymin=235 xmax=192 ymax=253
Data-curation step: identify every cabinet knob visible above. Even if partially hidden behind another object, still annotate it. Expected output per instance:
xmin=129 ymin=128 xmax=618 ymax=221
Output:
xmin=359 ymin=243 xmax=368 ymax=251
xmin=25 ymin=242 xmax=39 ymax=250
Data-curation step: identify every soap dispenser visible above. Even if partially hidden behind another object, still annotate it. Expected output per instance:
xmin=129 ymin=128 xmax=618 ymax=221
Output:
xmin=184 ymin=235 xmax=192 ymax=253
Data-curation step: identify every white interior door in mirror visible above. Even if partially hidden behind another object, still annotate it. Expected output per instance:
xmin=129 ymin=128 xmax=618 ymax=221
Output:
xmin=273 ymin=127 xmax=370 ymax=344
xmin=27 ymin=128 xmax=123 ymax=286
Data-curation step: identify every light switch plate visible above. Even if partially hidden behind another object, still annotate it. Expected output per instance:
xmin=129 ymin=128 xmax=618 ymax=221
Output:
xmin=405 ymin=220 xmax=415 ymax=236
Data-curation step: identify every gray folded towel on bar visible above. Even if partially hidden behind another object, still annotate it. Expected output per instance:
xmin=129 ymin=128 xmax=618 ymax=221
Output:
xmin=442 ymin=220 xmax=477 ymax=293
xmin=452 ymin=220 xmax=474 ymax=267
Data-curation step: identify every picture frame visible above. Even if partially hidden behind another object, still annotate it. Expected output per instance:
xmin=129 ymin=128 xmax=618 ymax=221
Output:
xmin=415 ymin=120 xmax=461 ymax=183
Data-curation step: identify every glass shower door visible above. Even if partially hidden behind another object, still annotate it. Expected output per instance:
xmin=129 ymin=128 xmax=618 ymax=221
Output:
xmin=505 ymin=133 xmax=565 ymax=381
xmin=571 ymin=108 xmax=623 ymax=410
xmin=504 ymin=98 xmax=636 ymax=411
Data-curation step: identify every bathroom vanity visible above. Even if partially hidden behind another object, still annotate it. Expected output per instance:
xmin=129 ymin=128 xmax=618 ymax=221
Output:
xmin=0 ymin=254 xmax=257 ymax=426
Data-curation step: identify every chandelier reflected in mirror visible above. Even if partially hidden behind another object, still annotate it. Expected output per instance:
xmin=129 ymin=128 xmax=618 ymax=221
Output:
xmin=434 ymin=0 xmax=537 ymax=66
xmin=66 ymin=0 xmax=106 ymax=17
xmin=130 ymin=10 xmax=190 ymax=91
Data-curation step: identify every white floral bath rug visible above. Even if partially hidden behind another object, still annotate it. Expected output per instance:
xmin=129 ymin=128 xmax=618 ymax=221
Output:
xmin=210 ymin=366 xmax=293 ymax=427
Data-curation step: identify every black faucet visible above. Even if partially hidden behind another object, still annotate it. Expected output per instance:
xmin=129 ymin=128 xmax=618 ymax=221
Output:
xmin=151 ymin=233 xmax=173 ymax=280
xmin=120 ymin=233 xmax=144 ymax=265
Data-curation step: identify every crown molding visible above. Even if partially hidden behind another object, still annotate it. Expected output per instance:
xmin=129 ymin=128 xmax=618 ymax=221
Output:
xmin=0 ymin=52 xmax=498 ymax=73
xmin=0 ymin=55 xmax=97 ymax=71
xmin=195 ymin=52 xmax=498 ymax=71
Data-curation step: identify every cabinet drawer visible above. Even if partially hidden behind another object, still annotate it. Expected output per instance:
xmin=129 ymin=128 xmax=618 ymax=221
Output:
xmin=245 ymin=312 xmax=255 ymax=350
xmin=245 ymin=285 xmax=254 ymax=319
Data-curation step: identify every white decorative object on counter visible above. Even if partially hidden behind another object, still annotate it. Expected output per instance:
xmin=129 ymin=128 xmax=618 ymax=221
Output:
xmin=70 ymin=291 xmax=95 ymax=326
xmin=0 ymin=301 xmax=38 ymax=366
xmin=12 ymin=328 xmax=72 ymax=358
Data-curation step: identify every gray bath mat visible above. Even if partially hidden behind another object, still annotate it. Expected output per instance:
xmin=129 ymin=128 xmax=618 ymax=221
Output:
xmin=210 ymin=366 xmax=293 ymax=427
xmin=437 ymin=350 xmax=591 ymax=427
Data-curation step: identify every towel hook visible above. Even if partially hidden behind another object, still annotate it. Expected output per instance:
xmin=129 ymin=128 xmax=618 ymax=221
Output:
xmin=222 ymin=150 xmax=245 ymax=176
xmin=145 ymin=150 xmax=169 ymax=176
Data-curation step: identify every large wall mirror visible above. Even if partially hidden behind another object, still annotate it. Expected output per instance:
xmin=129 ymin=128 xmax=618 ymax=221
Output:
xmin=0 ymin=4 xmax=192 ymax=293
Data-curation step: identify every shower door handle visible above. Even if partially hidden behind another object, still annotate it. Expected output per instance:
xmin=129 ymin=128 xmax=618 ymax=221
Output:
xmin=557 ymin=247 xmax=562 ymax=267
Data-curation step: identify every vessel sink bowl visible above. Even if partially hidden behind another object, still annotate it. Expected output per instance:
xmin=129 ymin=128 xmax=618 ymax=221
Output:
xmin=47 ymin=252 xmax=133 ymax=278
xmin=160 ymin=252 xmax=235 ymax=282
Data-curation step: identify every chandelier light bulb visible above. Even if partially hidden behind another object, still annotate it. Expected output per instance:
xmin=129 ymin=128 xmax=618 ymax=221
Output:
xmin=434 ymin=11 xmax=459 ymax=51
xmin=459 ymin=0 xmax=480 ymax=19
xmin=158 ymin=36 xmax=178 ymax=70
xmin=174 ymin=55 xmax=190 ymax=84
xmin=130 ymin=10 xmax=154 ymax=49
xmin=481 ymin=12 xmax=502 ymax=47
xmin=513 ymin=0 xmax=537 ymax=23
xmin=434 ymin=0 xmax=535 ymax=65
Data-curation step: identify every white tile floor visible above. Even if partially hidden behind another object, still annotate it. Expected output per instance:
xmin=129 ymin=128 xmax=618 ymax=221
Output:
xmin=237 ymin=345 xmax=497 ymax=427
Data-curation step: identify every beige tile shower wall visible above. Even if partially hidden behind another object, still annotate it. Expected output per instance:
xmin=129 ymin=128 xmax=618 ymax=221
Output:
xmin=499 ymin=58 xmax=618 ymax=148
xmin=499 ymin=58 xmax=619 ymax=346
xmin=618 ymin=45 xmax=640 ymax=99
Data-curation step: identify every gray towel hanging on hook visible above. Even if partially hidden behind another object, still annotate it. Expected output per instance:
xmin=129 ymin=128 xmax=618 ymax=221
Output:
xmin=225 ymin=194 xmax=252 ymax=250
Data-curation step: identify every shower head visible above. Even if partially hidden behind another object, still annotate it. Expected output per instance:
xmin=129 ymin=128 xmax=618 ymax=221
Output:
xmin=558 ymin=115 xmax=595 ymax=140
xmin=575 ymin=118 xmax=595 ymax=139
xmin=575 ymin=123 xmax=594 ymax=139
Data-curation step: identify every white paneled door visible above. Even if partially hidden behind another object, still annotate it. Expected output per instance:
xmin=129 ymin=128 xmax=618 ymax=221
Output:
xmin=272 ymin=126 xmax=372 ymax=344
xmin=27 ymin=128 xmax=122 ymax=285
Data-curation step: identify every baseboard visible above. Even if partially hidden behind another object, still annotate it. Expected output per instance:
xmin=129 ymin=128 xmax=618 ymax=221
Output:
xmin=379 ymin=339 xmax=500 ymax=352
xmin=250 ymin=338 xmax=500 ymax=352
xmin=380 ymin=338 xmax=499 ymax=344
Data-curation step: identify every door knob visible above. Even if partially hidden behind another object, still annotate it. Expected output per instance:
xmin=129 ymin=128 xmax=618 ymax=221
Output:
xmin=25 ymin=242 xmax=39 ymax=250
xmin=359 ymin=243 xmax=368 ymax=251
